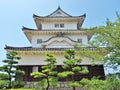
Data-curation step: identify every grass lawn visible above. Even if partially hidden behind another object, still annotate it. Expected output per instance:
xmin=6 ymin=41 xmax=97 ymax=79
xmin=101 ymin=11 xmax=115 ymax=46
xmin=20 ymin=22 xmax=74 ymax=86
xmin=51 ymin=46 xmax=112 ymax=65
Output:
xmin=9 ymin=88 xmax=35 ymax=90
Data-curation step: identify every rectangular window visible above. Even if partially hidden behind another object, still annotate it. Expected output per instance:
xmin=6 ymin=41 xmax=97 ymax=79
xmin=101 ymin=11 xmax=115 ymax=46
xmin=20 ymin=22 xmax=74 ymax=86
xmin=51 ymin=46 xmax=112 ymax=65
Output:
xmin=60 ymin=24 xmax=64 ymax=28
xmin=54 ymin=24 xmax=64 ymax=28
xmin=78 ymin=39 xmax=82 ymax=43
xmin=37 ymin=39 xmax=42 ymax=44
xmin=32 ymin=66 xmax=38 ymax=72
xmin=55 ymin=24 xmax=59 ymax=28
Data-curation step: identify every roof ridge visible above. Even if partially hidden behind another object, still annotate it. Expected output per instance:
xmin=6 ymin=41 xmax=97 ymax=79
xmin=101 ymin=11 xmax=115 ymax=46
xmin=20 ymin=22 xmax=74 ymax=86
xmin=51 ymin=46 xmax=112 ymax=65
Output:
xmin=46 ymin=7 xmax=72 ymax=17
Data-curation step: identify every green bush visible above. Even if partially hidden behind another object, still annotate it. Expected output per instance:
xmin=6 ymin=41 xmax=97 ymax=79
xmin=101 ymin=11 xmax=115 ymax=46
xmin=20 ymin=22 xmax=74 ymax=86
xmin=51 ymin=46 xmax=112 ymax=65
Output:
xmin=80 ymin=77 xmax=120 ymax=90
xmin=0 ymin=73 xmax=9 ymax=80
xmin=0 ymin=80 xmax=9 ymax=89
xmin=12 ymin=80 xmax=25 ymax=88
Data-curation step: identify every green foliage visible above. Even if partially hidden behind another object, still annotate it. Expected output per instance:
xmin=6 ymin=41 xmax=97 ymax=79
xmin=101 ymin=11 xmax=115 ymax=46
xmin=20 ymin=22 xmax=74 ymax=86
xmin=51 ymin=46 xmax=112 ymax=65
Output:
xmin=106 ymin=75 xmax=120 ymax=90
xmin=80 ymin=76 xmax=120 ymax=90
xmin=0 ymin=73 xmax=9 ymax=80
xmin=90 ymin=16 xmax=120 ymax=72
xmin=63 ymin=49 xmax=89 ymax=74
xmin=34 ymin=77 xmax=59 ymax=90
xmin=80 ymin=78 xmax=105 ymax=90
xmin=31 ymin=54 xmax=58 ymax=90
xmin=12 ymin=79 xmax=25 ymax=88
xmin=0 ymin=51 xmax=24 ymax=88
xmin=68 ymin=82 xmax=82 ymax=87
xmin=49 ymin=77 xmax=59 ymax=87
xmin=72 ymin=66 xmax=81 ymax=72
xmin=34 ymin=79 xmax=47 ymax=90
xmin=0 ymin=80 xmax=9 ymax=89
xmin=58 ymin=71 xmax=74 ymax=78
xmin=58 ymin=49 xmax=89 ymax=90
xmin=9 ymin=88 xmax=35 ymax=90
xmin=78 ymin=67 xmax=89 ymax=74
xmin=30 ymin=72 xmax=46 ymax=78
xmin=74 ymin=44 xmax=106 ymax=62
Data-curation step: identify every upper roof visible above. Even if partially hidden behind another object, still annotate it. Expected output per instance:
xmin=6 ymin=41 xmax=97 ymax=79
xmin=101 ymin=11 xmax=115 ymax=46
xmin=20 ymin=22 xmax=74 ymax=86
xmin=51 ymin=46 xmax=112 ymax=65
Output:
xmin=33 ymin=6 xmax=86 ymax=30
xmin=46 ymin=6 xmax=72 ymax=17
xmin=22 ymin=27 xmax=90 ymax=43
xmin=33 ymin=6 xmax=86 ymax=18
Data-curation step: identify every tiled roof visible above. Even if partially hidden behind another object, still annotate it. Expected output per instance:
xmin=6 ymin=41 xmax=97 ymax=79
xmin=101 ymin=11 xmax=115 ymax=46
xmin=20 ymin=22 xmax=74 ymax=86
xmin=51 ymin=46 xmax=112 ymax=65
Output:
xmin=46 ymin=6 xmax=72 ymax=17
xmin=5 ymin=45 xmax=98 ymax=51
xmin=5 ymin=46 xmax=71 ymax=51
xmin=33 ymin=14 xmax=86 ymax=18
xmin=22 ymin=26 xmax=86 ymax=31
xmin=33 ymin=6 xmax=86 ymax=18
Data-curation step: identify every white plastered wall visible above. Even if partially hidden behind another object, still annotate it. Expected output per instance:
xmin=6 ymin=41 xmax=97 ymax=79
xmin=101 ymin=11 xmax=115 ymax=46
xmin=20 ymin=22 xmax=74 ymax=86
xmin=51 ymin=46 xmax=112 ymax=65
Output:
xmin=31 ymin=34 xmax=88 ymax=47
xmin=42 ymin=21 xmax=77 ymax=30
xmin=18 ymin=53 xmax=103 ymax=65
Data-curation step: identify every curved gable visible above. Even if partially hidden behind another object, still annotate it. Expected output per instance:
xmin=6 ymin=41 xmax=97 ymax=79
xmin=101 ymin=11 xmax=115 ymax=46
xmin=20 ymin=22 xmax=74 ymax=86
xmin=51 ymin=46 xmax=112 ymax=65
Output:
xmin=41 ymin=37 xmax=75 ymax=48
xmin=47 ymin=6 xmax=71 ymax=17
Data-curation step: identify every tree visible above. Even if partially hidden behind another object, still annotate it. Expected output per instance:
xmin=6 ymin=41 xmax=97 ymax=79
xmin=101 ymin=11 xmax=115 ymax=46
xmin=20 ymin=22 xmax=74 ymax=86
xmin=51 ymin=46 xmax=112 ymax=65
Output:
xmin=80 ymin=76 xmax=120 ymax=90
xmin=0 ymin=51 xmax=24 ymax=88
xmin=80 ymin=77 xmax=106 ymax=90
xmin=31 ymin=54 xmax=58 ymax=90
xmin=58 ymin=49 xmax=89 ymax=90
xmin=0 ymin=73 xmax=9 ymax=89
xmin=106 ymin=74 xmax=120 ymax=90
xmin=89 ymin=14 xmax=120 ymax=75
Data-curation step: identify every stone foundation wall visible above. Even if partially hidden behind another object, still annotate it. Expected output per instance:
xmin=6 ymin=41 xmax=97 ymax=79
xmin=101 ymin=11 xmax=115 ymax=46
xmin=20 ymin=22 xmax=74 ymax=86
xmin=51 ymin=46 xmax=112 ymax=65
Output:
xmin=24 ymin=82 xmax=87 ymax=90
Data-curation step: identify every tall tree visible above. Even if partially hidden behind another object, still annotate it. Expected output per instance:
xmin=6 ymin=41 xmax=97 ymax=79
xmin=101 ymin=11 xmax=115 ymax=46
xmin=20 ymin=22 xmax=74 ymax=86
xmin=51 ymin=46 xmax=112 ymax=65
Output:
xmin=58 ymin=49 xmax=89 ymax=90
xmin=0 ymin=51 xmax=24 ymax=88
xmin=31 ymin=54 xmax=58 ymax=90
xmin=90 ymin=14 xmax=120 ymax=75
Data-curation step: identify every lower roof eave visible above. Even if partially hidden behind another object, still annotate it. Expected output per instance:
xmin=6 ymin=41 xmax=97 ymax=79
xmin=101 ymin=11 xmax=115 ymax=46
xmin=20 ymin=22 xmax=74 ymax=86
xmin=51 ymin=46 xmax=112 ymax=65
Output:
xmin=18 ymin=63 xmax=104 ymax=66
xmin=5 ymin=45 xmax=107 ymax=54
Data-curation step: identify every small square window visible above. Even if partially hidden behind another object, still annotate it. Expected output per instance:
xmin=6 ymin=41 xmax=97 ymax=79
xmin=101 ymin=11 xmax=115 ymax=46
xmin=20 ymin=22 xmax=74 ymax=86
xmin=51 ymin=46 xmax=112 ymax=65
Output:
xmin=78 ymin=39 xmax=82 ymax=43
xmin=37 ymin=39 xmax=42 ymax=44
xmin=54 ymin=24 xmax=64 ymax=28
xmin=55 ymin=24 xmax=59 ymax=28
xmin=60 ymin=24 xmax=64 ymax=28
xmin=32 ymin=66 xmax=38 ymax=72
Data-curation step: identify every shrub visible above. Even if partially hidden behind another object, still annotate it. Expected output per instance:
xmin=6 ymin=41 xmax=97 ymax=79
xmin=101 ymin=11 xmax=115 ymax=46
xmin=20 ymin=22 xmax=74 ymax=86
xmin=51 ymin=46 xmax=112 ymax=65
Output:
xmin=0 ymin=80 xmax=9 ymax=89
xmin=12 ymin=80 xmax=25 ymax=88
xmin=0 ymin=73 xmax=9 ymax=80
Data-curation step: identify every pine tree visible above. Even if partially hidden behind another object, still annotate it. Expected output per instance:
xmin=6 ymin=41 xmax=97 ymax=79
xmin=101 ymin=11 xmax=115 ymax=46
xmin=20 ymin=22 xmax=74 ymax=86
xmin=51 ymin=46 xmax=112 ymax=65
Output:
xmin=58 ymin=49 xmax=89 ymax=90
xmin=0 ymin=51 xmax=24 ymax=88
xmin=31 ymin=54 xmax=58 ymax=90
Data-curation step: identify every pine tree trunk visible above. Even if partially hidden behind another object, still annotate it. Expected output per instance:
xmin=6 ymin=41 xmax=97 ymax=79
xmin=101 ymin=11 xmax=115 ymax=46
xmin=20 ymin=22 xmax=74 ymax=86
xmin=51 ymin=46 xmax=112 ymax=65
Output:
xmin=46 ymin=77 xmax=50 ymax=90
xmin=8 ymin=73 xmax=12 ymax=88
xmin=9 ymin=77 xmax=12 ymax=88
xmin=73 ymin=87 xmax=75 ymax=90
xmin=72 ymin=75 xmax=76 ymax=90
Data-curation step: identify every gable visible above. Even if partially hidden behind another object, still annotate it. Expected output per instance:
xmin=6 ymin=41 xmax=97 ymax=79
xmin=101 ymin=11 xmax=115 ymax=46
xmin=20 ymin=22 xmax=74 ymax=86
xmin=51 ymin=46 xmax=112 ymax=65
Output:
xmin=49 ymin=10 xmax=70 ymax=17
xmin=47 ymin=7 xmax=71 ymax=17
xmin=48 ymin=39 xmax=72 ymax=46
xmin=41 ymin=37 xmax=75 ymax=48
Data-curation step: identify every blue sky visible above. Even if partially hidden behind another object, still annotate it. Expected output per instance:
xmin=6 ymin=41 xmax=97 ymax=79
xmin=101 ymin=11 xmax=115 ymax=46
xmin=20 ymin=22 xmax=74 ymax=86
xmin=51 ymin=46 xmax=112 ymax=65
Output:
xmin=0 ymin=0 xmax=120 ymax=73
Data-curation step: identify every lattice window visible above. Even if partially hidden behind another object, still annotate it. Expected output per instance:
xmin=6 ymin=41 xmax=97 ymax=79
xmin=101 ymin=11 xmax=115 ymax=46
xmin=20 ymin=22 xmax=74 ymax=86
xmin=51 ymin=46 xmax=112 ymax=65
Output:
xmin=60 ymin=24 xmax=64 ymax=28
xmin=54 ymin=24 xmax=64 ymax=28
xmin=78 ymin=38 xmax=82 ymax=43
xmin=55 ymin=24 xmax=59 ymax=28
xmin=37 ymin=39 xmax=42 ymax=44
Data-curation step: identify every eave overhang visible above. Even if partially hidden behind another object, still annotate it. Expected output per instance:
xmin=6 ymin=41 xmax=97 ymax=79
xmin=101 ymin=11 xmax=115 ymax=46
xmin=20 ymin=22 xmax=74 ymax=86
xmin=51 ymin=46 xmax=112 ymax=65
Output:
xmin=33 ymin=14 xmax=86 ymax=29
xmin=5 ymin=45 xmax=107 ymax=55
xmin=22 ymin=27 xmax=91 ymax=43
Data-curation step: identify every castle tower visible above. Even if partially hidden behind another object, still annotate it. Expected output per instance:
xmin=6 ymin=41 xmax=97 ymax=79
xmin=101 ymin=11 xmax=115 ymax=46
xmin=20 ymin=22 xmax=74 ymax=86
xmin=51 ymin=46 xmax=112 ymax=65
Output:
xmin=5 ymin=7 xmax=105 ymax=82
